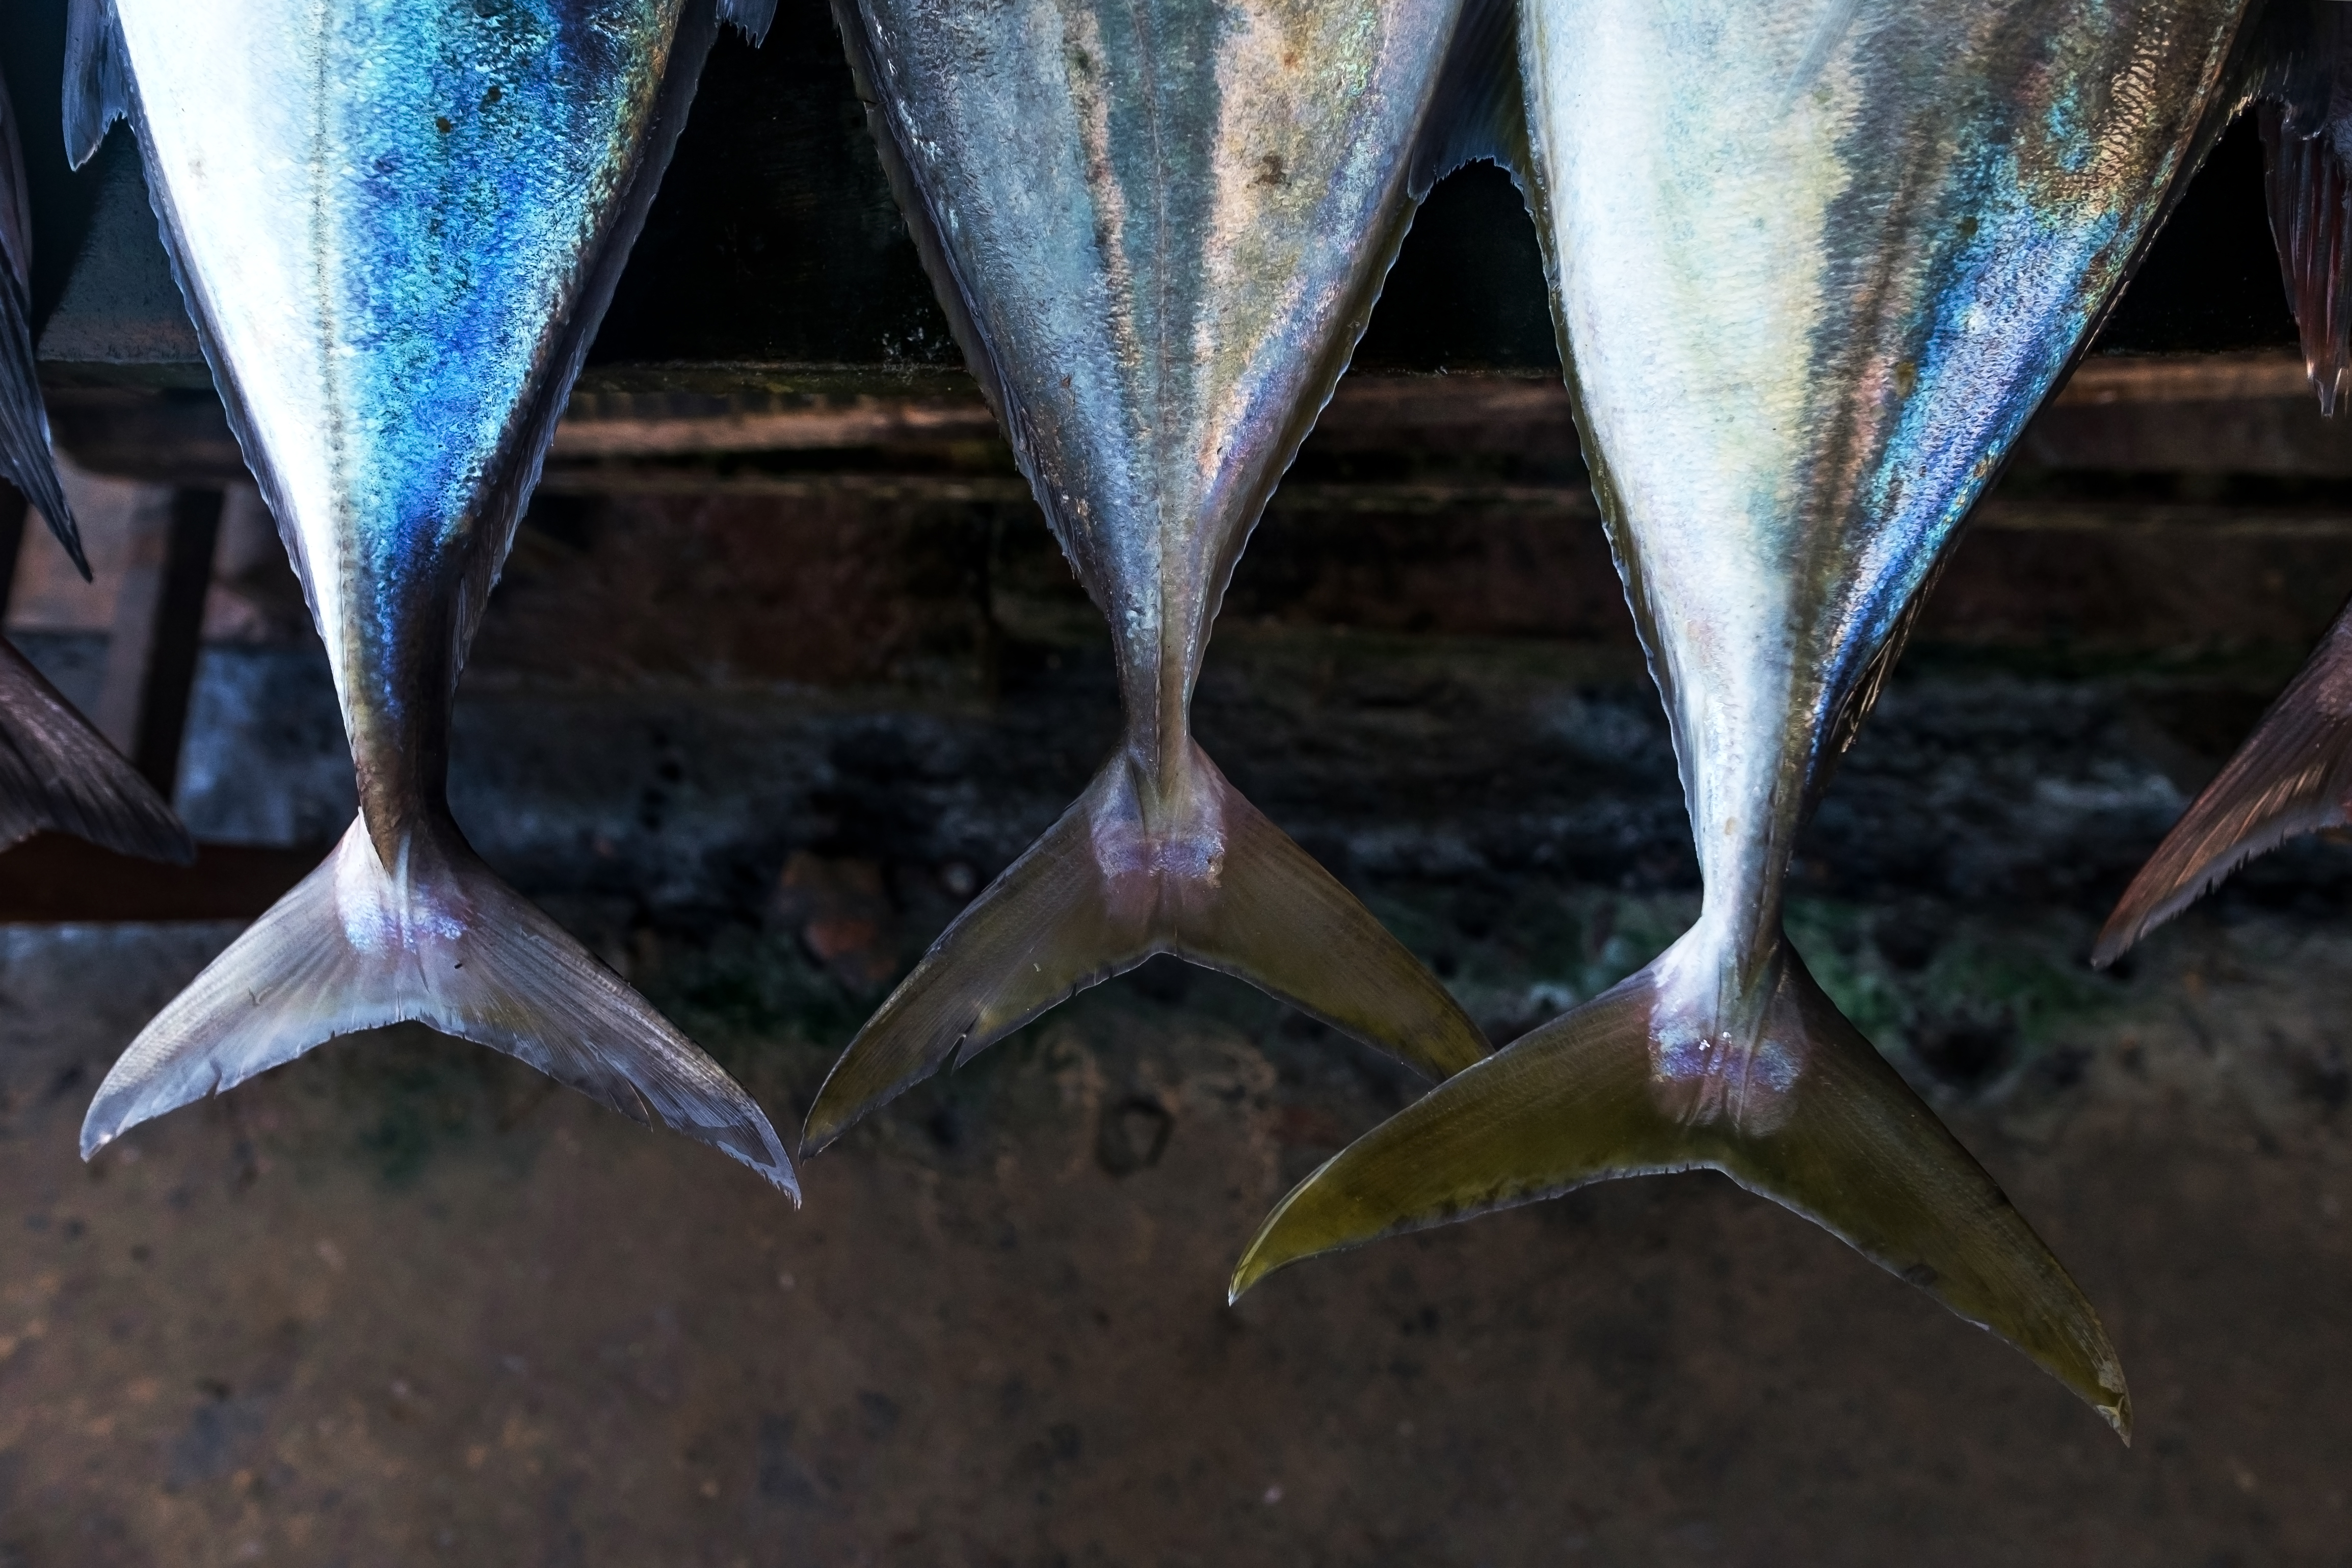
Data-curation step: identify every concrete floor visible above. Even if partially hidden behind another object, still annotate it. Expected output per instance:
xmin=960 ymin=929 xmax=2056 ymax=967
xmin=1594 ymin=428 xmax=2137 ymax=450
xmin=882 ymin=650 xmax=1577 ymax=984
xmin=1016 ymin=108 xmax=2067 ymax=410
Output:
xmin=0 ymin=876 xmax=2343 ymax=1566
xmin=3 ymin=464 xmax=2348 ymax=1563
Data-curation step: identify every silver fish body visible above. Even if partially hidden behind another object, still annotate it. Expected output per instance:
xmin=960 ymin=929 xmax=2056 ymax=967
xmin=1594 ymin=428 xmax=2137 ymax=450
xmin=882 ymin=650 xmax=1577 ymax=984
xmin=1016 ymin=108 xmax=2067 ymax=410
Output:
xmin=860 ymin=0 xmax=1442 ymax=753
xmin=803 ymin=0 xmax=1495 ymax=1146
xmin=96 ymin=0 xmax=690 ymax=827
xmin=1237 ymin=0 xmax=2254 ymax=1433
xmin=72 ymin=0 xmax=795 ymax=1191
xmin=1538 ymin=1 xmax=2248 ymax=1009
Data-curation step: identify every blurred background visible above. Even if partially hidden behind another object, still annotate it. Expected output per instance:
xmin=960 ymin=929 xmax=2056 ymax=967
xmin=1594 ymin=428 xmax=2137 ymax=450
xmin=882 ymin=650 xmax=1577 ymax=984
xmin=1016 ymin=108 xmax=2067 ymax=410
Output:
xmin=1 ymin=5 xmax=2348 ymax=1565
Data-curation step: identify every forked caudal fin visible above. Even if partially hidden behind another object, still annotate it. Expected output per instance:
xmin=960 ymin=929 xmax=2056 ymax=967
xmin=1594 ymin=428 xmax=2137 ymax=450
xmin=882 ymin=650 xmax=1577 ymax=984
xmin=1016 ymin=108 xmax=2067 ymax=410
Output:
xmin=2096 ymin=605 xmax=2352 ymax=966
xmin=1 ymin=267 xmax=90 ymax=580
xmin=1230 ymin=938 xmax=2130 ymax=1438
xmin=2259 ymin=99 xmax=2352 ymax=415
xmin=83 ymin=815 xmax=797 ymax=1197
xmin=801 ymin=743 xmax=1489 ymax=1153
xmin=0 ymin=636 xmax=189 ymax=862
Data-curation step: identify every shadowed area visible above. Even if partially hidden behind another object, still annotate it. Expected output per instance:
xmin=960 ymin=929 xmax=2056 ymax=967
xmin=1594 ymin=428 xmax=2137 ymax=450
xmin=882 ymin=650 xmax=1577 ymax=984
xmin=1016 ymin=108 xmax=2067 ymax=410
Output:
xmin=0 ymin=900 xmax=2344 ymax=1562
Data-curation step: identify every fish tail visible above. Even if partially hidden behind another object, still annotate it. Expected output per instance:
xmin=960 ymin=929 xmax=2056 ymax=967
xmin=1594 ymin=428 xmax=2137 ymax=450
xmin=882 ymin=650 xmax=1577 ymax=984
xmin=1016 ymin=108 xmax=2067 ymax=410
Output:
xmin=0 ymin=256 xmax=89 ymax=579
xmin=81 ymin=814 xmax=797 ymax=1198
xmin=802 ymin=743 xmax=1487 ymax=1152
xmin=1411 ymin=0 xmax=1528 ymax=192
xmin=2095 ymin=607 xmax=2352 ymax=966
xmin=716 ymin=0 xmax=779 ymax=44
xmin=63 ymin=0 xmax=132 ymax=172
xmin=0 ymin=636 xmax=189 ymax=862
xmin=2259 ymin=98 xmax=2352 ymax=416
xmin=1230 ymin=936 xmax=2129 ymax=1439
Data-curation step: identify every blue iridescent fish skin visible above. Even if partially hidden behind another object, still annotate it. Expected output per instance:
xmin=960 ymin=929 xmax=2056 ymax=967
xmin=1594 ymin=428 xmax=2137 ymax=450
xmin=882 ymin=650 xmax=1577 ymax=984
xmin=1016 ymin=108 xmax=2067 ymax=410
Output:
xmin=108 ymin=0 xmax=680 ymax=836
xmin=332 ymin=3 xmax=667 ymax=694
xmin=73 ymin=0 xmax=798 ymax=1192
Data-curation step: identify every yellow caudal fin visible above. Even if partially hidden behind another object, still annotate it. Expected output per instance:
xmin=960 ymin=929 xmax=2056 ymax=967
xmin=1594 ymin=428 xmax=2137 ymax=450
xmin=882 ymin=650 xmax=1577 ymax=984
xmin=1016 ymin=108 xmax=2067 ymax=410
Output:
xmin=802 ymin=742 xmax=1488 ymax=1152
xmin=1231 ymin=940 xmax=2129 ymax=1438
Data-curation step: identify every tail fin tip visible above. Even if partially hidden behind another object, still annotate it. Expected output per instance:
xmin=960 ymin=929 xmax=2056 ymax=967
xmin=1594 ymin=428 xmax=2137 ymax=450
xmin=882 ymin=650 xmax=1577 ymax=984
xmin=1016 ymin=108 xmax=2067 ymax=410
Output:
xmin=0 ymin=638 xmax=192 ymax=864
xmin=2095 ymin=613 xmax=2352 ymax=966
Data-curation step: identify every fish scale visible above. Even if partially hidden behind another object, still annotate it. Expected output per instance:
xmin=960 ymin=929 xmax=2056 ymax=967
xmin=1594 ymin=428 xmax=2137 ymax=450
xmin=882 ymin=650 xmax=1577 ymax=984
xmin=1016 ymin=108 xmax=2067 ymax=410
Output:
xmin=68 ymin=0 xmax=798 ymax=1194
xmin=801 ymin=0 xmax=1499 ymax=1152
xmin=1235 ymin=0 xmax=2257 ymax=1434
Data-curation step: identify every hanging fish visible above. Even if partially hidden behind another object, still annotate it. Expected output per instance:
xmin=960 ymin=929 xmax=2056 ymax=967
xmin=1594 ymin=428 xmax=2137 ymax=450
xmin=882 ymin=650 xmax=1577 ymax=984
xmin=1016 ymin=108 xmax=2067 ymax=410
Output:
xmin=66 ymin=0 xmax=796 ymax=1194
xmin=798 ymin=0 xmax=1504 ymax=1151
xmin=2253 ymin=0 xmax=2352 ymax=415
xmin=1233 ymin=0 xmax=2257 ymax=1436
xmin=0 ymin=57 xmax=186 ymax=864
xmin=0 ymin=63 xmax=84 ymax=579
xmin=2097 ymin=2 xmax=2352 ymax=964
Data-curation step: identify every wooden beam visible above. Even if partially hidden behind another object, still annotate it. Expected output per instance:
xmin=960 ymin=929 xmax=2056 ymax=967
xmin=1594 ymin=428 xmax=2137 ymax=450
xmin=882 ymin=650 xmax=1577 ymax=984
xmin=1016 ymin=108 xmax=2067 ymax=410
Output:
xmin=549 ymin=391 xmax=1000 ymax=459
xmin=0 ymin=834 xmax=312 ymax=923
xmin=2052 ymin=351 xmax=2318 ymax=405
xmin=91 ymin=485 xmax=221 ymax=794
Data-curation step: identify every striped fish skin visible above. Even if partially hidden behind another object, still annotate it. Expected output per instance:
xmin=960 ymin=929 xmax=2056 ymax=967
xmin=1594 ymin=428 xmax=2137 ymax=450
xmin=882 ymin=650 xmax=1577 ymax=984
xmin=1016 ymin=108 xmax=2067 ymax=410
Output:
xmin=1530 ymin=0 xmax=2250 ymax=1046
xmin=74 ymin=0 xmax=797 ymax=1192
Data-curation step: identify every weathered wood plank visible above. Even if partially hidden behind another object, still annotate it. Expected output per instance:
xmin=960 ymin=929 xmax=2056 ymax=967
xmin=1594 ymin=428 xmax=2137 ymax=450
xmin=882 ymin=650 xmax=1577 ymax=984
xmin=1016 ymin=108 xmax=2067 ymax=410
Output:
xmin=90 ymin=485 xmax=220 ymax=792
xmin=0 ymin=833 xmax=311 ymax=921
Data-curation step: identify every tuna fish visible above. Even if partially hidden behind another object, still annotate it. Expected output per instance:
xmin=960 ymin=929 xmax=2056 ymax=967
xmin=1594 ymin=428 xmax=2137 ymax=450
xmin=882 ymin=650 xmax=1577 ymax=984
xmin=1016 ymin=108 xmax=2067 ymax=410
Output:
xmin=2097 ymin=2 xmax=2352 ymax=964
xmin=1233 ymin=0 xmax=2257 ymax=1436
xmin=0 ymin=58 xmax=187 ymax=864
xmin=799 ymin=0 xmax=1503 ymax=1150
xmin=67 ymin=0 xmax=796 ymax=1193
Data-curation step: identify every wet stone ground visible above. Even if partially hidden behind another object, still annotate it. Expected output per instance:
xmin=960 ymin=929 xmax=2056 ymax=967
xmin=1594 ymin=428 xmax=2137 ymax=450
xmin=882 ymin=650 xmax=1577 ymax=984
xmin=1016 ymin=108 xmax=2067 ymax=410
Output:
xmin=0 ymin=809 xmax=2346 ymax=1563
xmin=6 ymin=550 xmax=2352 ymax=1563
